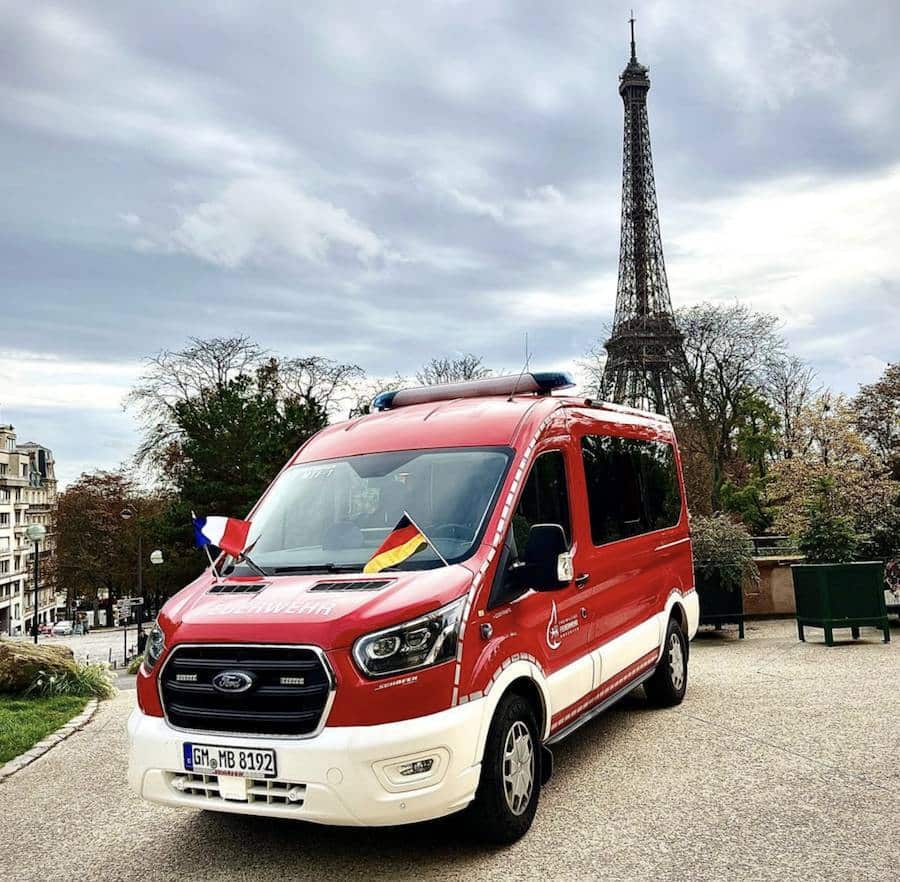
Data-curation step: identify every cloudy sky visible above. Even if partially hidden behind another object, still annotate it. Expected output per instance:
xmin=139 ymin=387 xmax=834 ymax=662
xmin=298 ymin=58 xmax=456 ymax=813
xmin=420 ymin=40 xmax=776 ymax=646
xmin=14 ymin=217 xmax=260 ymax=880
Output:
xmin=2 ymin=0 xmax=899 ymax=485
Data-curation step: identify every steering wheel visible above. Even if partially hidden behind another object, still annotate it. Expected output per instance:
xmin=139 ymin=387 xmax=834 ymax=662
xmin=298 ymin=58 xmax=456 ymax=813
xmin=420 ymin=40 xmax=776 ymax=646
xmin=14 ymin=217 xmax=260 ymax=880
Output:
xmin=429 ymin=523 xmax=472 ymax=540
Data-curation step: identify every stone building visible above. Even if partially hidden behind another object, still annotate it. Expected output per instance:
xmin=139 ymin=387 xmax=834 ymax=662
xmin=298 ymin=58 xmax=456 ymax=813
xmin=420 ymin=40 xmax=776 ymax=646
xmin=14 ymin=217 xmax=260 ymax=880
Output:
xmin=0 ymin=423 xmax=58 ymax=636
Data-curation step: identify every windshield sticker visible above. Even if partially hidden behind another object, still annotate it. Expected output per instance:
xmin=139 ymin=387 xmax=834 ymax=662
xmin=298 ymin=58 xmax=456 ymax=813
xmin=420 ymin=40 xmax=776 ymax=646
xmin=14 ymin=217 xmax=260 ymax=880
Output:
xmin=295 ymin=466 xmax=336 ymax=480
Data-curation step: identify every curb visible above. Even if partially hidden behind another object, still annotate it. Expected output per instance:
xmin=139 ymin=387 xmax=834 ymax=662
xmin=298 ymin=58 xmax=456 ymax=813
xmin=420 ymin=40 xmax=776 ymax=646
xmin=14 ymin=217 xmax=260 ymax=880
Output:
xmin=0 ymin=698 xmax=99 ymax=783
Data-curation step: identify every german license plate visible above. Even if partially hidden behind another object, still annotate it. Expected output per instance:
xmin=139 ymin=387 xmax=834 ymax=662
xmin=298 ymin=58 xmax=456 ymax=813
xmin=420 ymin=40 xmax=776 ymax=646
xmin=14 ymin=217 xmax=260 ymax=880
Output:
xmin=183 ymin=742 xmax=277 ymax=778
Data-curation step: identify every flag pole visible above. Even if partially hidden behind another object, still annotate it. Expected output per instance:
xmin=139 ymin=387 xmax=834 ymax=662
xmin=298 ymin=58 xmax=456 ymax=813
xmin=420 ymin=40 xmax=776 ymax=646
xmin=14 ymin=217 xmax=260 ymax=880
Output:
xmin=192 ymin=511 xmax=221 ymax=583
xmin=402 ymin=510 xmax=450 ymax=568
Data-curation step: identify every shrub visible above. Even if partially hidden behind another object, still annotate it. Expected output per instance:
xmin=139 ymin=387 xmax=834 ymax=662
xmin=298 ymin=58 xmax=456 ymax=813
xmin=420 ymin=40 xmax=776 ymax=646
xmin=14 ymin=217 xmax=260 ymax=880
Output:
xmin=796 ymin=478 xmax=861 ymax=564
xmin=127 ymin=655 xmax=144 ymax=675
xmin=25 ymin=661 xmax=117 ymax=700
xmin=691 ymin=513 xmax=759 ymax=592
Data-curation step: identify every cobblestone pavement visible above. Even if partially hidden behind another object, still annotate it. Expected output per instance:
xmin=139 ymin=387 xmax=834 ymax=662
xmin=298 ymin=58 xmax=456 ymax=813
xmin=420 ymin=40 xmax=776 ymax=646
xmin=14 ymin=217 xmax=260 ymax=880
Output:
xmin=2 ymin=619 xmax=898 ymax=882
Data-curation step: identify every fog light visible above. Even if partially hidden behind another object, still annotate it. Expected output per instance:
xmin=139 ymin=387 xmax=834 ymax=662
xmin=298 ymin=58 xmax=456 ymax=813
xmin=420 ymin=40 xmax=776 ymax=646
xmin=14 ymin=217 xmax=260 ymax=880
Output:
xmin=376 ymin=748 xmax=449 ymax=791
xmin=397 ymin=758 xmax=434 ymax=777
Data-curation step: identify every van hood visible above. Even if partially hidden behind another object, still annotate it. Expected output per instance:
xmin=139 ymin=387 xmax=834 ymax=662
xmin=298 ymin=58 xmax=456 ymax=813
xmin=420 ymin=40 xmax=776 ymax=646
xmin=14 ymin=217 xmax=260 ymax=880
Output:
xmin=159 ymin=565 xmax=475 ymax=651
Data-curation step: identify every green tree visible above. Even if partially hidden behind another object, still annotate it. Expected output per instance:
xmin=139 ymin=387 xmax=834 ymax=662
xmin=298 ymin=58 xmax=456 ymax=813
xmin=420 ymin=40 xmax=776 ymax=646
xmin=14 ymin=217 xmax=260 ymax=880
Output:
xmin=56 ymin=471 xmax=163 ymax=626
xmin=126 ymin=339 xmax=343 ymax=587
xmin=720 ymin=389 xmax=780 ymax=532
xmin=171 ymin=368 xmax=327 ymax=517
xmin=767 ymin=393 xmax=899 ymax=545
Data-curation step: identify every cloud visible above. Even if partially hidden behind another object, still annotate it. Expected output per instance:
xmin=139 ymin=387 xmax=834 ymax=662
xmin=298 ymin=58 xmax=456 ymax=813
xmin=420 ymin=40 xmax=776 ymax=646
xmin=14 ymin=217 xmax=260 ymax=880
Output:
xmin=1 ymin=0 xmax=898 ymax=484
xmin=0 ymin=349 xmax=139 ymax=411
xmin=157 ymin=175 xmax=384 ymax=269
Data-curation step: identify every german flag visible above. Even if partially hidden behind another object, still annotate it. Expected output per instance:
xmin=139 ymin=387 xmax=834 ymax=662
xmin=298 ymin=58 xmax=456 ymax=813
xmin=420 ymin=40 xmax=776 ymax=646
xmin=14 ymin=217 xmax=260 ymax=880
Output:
xmin=364 ymin=514 xmax=428 ymax=574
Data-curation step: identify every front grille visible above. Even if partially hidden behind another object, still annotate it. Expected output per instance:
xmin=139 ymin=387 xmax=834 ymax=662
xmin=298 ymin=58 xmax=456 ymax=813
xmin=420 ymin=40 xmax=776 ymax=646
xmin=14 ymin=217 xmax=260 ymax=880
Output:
xmin=160 ymin=645 xmax=332 ymax=737
xmin=169 ymin=773 xmax=307 ymax=808
xmin=208 ymin=583 xmax=268 ymax=594
xmin=309 ymin=579 xmax=391 ymax=592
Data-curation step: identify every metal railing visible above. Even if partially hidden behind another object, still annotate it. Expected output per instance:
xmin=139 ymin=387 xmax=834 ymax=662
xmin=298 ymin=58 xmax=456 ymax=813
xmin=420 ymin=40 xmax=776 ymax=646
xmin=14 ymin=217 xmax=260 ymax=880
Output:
xmin=750 ymin=535 xmax=801 ymax=557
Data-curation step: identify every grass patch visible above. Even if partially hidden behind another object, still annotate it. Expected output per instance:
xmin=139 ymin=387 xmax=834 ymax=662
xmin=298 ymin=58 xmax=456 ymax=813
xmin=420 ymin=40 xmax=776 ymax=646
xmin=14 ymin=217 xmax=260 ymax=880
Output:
xmin=0 ymin=694 xmax=89 ymax=765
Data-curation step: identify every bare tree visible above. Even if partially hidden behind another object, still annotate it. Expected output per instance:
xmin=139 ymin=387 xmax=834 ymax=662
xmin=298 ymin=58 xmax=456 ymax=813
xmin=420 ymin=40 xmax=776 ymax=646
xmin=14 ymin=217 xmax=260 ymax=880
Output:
xmin=279 ymin=356 xmax=365 ymax=416
xmin=764 ymin=355 xmax=818 ymax=460
xmin=577 ymin=338 xmax=608 ymax=399
xmin=676 ymin=303 xmax=787 ymax=510
xmin=127 ymin=337 xmax=263 ymax=467
xmin=127 ymin=337 xmax=362 ymax=469
xmin=853 ymin=362 xmax=900 ymax=479
xmin=416 ymin=354 xmax=491 ymax=386
xmin=347 ymin=374 xmax=408 ymax=418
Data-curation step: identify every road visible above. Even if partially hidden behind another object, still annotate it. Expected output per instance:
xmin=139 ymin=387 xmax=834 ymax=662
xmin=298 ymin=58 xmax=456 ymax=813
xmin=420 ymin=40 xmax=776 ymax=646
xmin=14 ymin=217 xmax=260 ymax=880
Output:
xmin=2 ymin=619 xmax=898 ymax=882
xmin=13 ymin=627 xmax=143 ymax=668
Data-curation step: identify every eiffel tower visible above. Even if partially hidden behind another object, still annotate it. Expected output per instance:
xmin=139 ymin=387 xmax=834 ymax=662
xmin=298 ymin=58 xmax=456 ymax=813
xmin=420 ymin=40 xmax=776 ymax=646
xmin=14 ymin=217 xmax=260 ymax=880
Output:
xmin=600 ymin=17 xmax=687 ymax=416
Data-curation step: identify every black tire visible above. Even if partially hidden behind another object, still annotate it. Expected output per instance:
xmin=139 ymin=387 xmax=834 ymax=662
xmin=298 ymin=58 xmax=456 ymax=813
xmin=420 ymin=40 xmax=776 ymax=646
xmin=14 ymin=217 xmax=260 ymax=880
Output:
xmin=465 ymin=692 xmax=541 ymax=845
xmin=644 ymin=617 xmax=688 ymax=707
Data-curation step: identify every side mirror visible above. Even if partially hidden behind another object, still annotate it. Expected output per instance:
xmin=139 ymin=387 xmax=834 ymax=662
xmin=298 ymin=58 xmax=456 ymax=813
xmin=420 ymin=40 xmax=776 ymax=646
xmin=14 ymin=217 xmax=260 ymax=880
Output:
xmin=518 ymin=524 xmax=573 ymax=591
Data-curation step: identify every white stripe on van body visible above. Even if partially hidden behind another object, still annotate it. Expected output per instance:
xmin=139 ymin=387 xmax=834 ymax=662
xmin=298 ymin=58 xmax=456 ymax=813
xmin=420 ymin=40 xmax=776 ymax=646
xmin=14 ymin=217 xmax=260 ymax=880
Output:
xmin=462 ymin=587 xmax=697 ymax=730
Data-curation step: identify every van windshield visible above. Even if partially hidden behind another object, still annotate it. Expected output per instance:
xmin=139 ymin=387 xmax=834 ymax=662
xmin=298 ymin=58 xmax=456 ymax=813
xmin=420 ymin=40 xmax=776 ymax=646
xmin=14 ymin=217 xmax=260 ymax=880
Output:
xmin=228 ymin=447 xmax=511 ymax=575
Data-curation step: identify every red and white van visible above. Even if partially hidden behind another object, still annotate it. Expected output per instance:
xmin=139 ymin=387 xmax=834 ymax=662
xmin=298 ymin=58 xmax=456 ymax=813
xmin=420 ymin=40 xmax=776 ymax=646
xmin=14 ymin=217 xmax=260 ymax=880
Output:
xmin=128 ymin=373 xmax=698 ymax=842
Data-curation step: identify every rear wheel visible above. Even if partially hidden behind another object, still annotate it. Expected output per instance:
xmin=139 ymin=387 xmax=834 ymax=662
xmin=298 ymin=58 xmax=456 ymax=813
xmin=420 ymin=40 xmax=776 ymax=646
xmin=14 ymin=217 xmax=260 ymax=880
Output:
xmin=465 ymin=693 xmax=541 ymax=844
xmin=644 ymin=617 xmax=688 ymax=707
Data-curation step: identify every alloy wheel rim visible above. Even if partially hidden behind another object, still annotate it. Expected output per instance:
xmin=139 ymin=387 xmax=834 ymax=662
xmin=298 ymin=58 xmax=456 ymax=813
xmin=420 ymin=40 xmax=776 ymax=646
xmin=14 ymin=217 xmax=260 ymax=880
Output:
xmin=669 ymin=632 xmax=685 ymax=691
xmin=502 ymin=720 xmax=534 ymax=816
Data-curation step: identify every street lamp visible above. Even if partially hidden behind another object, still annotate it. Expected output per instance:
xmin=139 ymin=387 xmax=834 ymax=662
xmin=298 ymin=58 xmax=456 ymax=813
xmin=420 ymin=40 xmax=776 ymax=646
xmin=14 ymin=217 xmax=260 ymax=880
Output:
xmin=120 ymin=507 xmax=143 ymax=616
xmin=150 ymin=549 xmax=163 ymax=616
xmin=25 ymin=523 xmax=46 ymax=644
xmin=120 ymin=507 xmax=142 ymax=662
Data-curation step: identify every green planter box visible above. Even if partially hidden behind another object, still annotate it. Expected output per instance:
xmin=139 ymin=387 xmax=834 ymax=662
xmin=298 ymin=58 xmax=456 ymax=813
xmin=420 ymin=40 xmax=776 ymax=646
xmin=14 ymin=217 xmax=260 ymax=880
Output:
xmin=696 ymin=571 xmax=745 ymax=638
xmin=791 ymin=561 xmax=891 ymax=646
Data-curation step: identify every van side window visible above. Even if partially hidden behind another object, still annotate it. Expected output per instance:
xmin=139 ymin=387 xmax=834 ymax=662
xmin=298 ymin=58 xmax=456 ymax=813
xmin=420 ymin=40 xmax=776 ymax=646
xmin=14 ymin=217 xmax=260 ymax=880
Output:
xmin=512 ymin=450 xmax=571 ymax=552
xmin=581 ymin=436 xmax=681 ymax=544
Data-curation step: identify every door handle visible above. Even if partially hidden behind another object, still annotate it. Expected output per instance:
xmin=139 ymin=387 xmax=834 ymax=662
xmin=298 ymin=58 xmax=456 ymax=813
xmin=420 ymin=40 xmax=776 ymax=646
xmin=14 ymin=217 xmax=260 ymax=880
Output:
xmin=575 ymin=573 xmax=590 ymax=588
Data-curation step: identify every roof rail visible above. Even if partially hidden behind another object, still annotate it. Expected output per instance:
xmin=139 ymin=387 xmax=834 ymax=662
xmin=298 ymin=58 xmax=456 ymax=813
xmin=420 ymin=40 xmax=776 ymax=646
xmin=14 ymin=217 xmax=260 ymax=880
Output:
xmin=372 ymin=372 xmax=576 ymax=411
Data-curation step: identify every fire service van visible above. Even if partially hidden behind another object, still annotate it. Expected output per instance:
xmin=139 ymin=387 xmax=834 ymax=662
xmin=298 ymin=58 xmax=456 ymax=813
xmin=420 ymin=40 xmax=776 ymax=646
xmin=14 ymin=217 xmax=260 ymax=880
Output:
xmin=128 ymin=372 xmax=698 ymax=843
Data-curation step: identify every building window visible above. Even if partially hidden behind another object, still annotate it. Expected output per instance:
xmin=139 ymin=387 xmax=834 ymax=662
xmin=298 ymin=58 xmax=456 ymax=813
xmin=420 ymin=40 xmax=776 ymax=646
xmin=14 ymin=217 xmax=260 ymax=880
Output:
xmin=0 ymin=561 xmax=9 ymax=574
xmin=0 ymin=513 xmax=8 ymax=526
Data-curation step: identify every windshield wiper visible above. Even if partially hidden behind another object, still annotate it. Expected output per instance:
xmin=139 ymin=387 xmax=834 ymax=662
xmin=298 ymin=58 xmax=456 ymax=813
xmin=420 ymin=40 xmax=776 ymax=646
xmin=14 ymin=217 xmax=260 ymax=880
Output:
xmin=272 ymin=563 xmax=361 ymax=575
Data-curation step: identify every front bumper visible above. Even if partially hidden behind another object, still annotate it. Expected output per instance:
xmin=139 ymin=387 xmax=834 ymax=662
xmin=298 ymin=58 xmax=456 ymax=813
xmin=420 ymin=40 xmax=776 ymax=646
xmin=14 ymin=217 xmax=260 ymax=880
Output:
xmin=127 ymin=700 xmax=486 ymax=827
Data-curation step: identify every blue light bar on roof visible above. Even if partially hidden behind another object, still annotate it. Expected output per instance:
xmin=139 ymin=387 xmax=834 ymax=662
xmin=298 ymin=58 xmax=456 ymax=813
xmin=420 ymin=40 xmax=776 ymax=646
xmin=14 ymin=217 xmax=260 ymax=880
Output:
xmin=371 ymin=371 xmax=575 ymax=411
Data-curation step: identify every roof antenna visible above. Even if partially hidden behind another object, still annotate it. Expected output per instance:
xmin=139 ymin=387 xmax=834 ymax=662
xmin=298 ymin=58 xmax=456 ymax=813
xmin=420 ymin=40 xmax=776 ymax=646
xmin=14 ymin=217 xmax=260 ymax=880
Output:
xmin=508 ymin=332 xmax=532 ymax=401
xmin=629 ymin=10 xmax=637 ymax=61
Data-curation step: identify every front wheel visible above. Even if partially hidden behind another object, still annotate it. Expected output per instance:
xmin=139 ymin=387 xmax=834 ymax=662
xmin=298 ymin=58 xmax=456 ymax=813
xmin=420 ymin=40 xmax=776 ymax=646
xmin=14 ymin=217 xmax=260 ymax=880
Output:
xmin=465 ymin=693 xmax=541 ymax=844
xmin=644 ymin=617 xmax=688 ymax=707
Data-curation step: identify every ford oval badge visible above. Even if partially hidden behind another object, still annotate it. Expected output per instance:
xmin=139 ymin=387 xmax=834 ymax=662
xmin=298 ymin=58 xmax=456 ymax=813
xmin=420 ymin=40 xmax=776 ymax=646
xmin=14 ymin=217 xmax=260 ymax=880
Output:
xmin=212 ymin=670 xmax=255 ymax=693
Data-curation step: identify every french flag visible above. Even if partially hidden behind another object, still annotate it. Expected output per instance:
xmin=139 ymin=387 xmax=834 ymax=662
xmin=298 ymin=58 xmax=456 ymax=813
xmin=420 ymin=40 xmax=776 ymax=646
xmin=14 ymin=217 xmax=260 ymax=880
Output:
xmin=193 ymin=515 xmax=251 ymax=557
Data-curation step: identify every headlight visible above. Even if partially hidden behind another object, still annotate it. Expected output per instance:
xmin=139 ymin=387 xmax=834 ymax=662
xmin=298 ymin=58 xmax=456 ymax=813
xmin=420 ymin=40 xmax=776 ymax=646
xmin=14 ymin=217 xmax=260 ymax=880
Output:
xmin=143 ymin=621 xmax=166 ymax=672
xmin=352 ymin=597 xmax=465 ymax=678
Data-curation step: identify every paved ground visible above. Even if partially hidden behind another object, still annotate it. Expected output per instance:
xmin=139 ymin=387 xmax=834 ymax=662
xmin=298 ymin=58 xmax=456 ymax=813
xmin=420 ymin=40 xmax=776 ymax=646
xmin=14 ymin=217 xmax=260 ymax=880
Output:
xmin=1 ymin=619 xmax=898 ymax=882
xmin=9 ymin=627 xmax=142 ymax=667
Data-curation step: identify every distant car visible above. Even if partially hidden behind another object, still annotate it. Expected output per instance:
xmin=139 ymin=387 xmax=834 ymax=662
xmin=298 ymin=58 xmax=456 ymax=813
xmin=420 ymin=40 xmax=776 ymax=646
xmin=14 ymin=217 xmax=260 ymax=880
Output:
xmin=51 ymin=620 xmax=74 ymax=636
xmin=38 ymin=623 xmax=52 ymax=635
